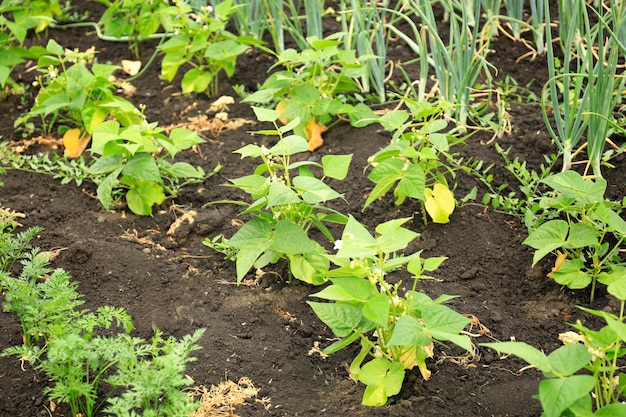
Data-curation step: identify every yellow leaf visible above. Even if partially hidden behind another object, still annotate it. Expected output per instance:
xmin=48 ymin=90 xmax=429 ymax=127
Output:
xmin=275 ymin=100 xmax=289 ymax=125
xmin=424 ymin=183 xmax=455 ymax=224
xmin=304 ymin=117 xmax=327 ymax=152
xmin=63 ymin=129 xmax=90 ymax=159
xmin=548 ymin=251 xmax=568 ymax=278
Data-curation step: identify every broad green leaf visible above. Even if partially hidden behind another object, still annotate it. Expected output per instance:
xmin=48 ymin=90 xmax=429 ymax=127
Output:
xmin=181 ymin=67 xmax=212 ymax=94
xmin=266 ymin=182 xmax=301 ymax=207
xmin=87 ymin=155 xmax=123 ymax=175
xmin=271 ymin=220 xmax=316 ymax=254
xmin=229 ymin=218 xmax=273 ymax=281
xmin=229 ymin=175 xmax=269 ymax=200
xmin=311 ymin=277 xmax=374 ymax=301
xmin=564 ymin=223 xmax=598 ymax=249
xmin=547 ymin=344 xmax=592 ymax=376
xmin=606 ymin=270 xmax=626 ymax=300
xmin=594 ymin=404 xmax=626 ymax=416
xmin=551 ymin=259 xmax=591 ymax=289
xmin=481 ymin=341 xmax=551 ymax=373
xmin=322 ymin=154 xmax=352 ymax=180
xmin=293 ymin=176 xmax=342 ymax=204
xmin=287 ymin=248 xmax=329 ymax=285
xmin=538 ymin=375 xmax=595 ymax=417
xmin=168 ymin=128 xmax=204 ymax=154
xmin=234 ymin=144 xmax=263 ymax=159
xmin=124 ymin=180 xmax=166 ymax=216
xmin=388 ymin=316 xmax=431 ymax=347
xmin=422 ymin=304 xmax=471 ymax=336
xmin=269 ymin=135 xmax=309 ymax=156
xmin=424 ymin=183 xmax=455 ymax=224
xmin=394 ymin=163 xmax=425 ymax=202
xmin=542 ymin=171 xmax=606 ymax=204
xmin=358 ymin=358 xmax=405 ymax=406
xmin=122 ymin=153 xmax=161 ymax=183
xmin=252 ymin=106 xmax=279 ymax=122
xmin=166 ymin=162 xmax=205 ymax=179
xmin=364 ymin=173 xmax=399 ymax=209
xmin=593 ymin=202 xmax=626 ymax=235
xmin=601 ymin=312 xmax=626 ymax=342
xmin=523 ymin=220 xmax=569 ymax=266
xmin=242 ymin=88 xmax=281 ymax=104
xmin=375 ymin=218 xmax=419 ymax=254
xmin=91 ymin=120 xmax=121 ymax=154
xmin=336 ymin=216 xmax=377 ymax=258
xmin=307 ymin=301 xmax=362 ymax=337
xmin=362 ymin=293 xmax=390 ymax=328
xmin=96 ymin=169 xmax=122 ymax=210
xmin=45 ymin=39 xmax=64 ymax=55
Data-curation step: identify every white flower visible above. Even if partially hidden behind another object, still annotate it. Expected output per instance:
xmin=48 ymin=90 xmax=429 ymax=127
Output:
xmin=333 ymin=240 xmax=342 ymax=250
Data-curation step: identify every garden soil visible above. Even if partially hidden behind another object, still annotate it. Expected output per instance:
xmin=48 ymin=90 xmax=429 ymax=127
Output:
xmin=1 ymin=5 xmax=625 ymax=417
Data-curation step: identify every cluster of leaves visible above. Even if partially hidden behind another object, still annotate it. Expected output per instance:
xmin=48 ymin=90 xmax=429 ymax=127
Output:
xmin=157 ymin=0 xmax=256 ymax=97
xmin=0 ymin=0 xmax=53 ymax=92
xmin=309 ymin=216 xmax=473 ymax=405
xmin=483 ymin=303 xmax=626 ymax=416
xmin=92 ymin=0 xmax=179 ymax=56
xmin=14 ymin=39 xmax=142 ymax=140
xmin=242 ymin=34 xmax=377 ymax=151
xmin=87 ymin=119 xmax=211 ymax=215
xmin=0 ymin=216 xmax=205 ymax=417
xmin=363 ymin=99 xmax=460 ymax=224
xmin=9 ymin=39 xmax=214 ymax=215
xmin=204 ymin=106 xmax=351 ymax=284
xmin=523 ymin=171 xmax=626 ymax=302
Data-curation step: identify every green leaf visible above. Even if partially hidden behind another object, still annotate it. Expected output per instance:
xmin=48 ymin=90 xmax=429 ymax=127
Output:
xmin=229 ymin=218 xmax=273 ymax=281
xmin=362 ymin=293 xmax=390 ymax=328
xmin=481 ymin=341 xmax=551 ymax=373
xmin=91 ymin=120 xmax=121 ymax=155
xmin=547 ymin=344 xmax=592 ymax=376
xmin=181 ymin=67 xmax=212 ymax=94
xmin=252 ymin=106 xmax=280 ymax=122
xmin=45 ymin=39 xmax=64 ymax=55
xmin=96 ymin=169 xmax=122 ymax=210
xmin=523 ymin=220 xmax=569 ymax=266
xmin=336 ymin=216 xmax=378 ymax=259
xmin=87 ymin=155 xmax=122 ymax=175
xmin=293 ymin=176 xmax=342 ymax=204
xmin=266 ymin=182 xmax=301 ymax=207
xmin=307 ymin=301 xmax=362 ymax=337
xmin=551 ymin=258 xmax=591 ymax=289
xmin=538 ymin=375 xmax=595 ymax=417
xmin=607 ymin=270 xmax=626 ymax=300
xmin=542 ymin=171 xmax=606 ymax=204
xmin=594 ymin=404 xmax=626 ymax=416
xmin=322 ymin=154 xmax=352 ymax=180
xmin=271 ymin=220 xmax=316 ymax=254
xmin=564 ymin=223 xmax=598 ymax=249
xmin=122 ymin=153 xmax=161 ymax=183
xmin=269 ymin=135 xmax=309 ymax=156
xmin=287 ymin=247 xmax=329 ymax=285
xmin=312 ymin=276 xmax=375 ymax=302
xmin=358 ymin=358 xmax=405 ymax=406
xmin=388 ymin=316 xmax=431 ymax=347
xmin=124 ymin=180 xmax=166 ymax=216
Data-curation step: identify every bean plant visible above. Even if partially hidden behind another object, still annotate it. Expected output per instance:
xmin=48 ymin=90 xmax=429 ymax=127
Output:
xmin=309 ymin=215 xmax=473 ymax=406
xmin=204 ymin=106 xmax=351 ymax=283
xmin=157 ymin=0 xmax=256 ymax=97
xmin=523 ymin=171 xmax=626 ymax=303
xmin=242 ymin=33 xmax=377 ymax=151
xmin=363 ymin=100 xmax=461 ymax=224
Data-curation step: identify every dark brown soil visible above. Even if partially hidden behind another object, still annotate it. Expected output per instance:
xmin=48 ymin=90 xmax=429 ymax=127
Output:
xmin=1 ymin=5 xmax=623 ymax=417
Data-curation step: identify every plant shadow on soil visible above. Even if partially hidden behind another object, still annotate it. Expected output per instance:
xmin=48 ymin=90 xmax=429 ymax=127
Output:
xmin=2 ymin=6 xmax=626 ymax=417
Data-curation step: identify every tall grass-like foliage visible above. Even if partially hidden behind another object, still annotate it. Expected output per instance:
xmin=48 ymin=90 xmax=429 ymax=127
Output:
xmin=339 ymin=0 xmax=391 ymax=103
xmin=412 ymin=0 xmax=494 ymax=131
xmin=542 ymin=0 xmax=625 ymax=177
